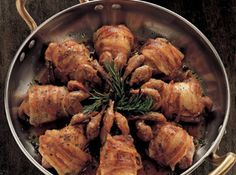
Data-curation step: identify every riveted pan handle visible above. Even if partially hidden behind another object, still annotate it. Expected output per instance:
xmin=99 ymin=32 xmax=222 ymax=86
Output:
xmin=208 ymin=152 xmax=236 ymax=175
xmin=16 ymin=0 xmax=90 ymax=31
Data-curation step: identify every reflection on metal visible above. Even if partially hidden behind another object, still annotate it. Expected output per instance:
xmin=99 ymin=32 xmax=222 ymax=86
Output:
xmin=28 ymin=40 xmax=35 ymax=49
xmin=16 ymin=0 xmax=37 ymax=31
xmin=209 ymin=152 xmax=236 ymax=175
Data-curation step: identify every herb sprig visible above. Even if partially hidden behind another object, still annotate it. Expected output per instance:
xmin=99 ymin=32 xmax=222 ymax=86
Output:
xmin=83 ymin=90 xmax=109 ymax=114
xmin=83 ymin=62 xmax=153 ymax=115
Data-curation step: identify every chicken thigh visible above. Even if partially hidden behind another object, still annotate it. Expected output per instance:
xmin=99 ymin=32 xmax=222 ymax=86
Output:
xmin=94 ymin=25 xmax=134 ymax=70
xmin=148 ymin=122 xmax=195 ymax=170
xmin=39 ymin=125 xmax=91 ymax=175
xmin=45 ymin=40 xmax=101 ymax=87
xmin=18 ymin=84 xmax=89 ymax=126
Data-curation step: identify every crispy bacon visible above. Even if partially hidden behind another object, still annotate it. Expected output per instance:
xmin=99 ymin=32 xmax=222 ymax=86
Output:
xmin=148 ymin=122 xmax=195 ymax=170
xmin=141 ymin=38 xmax=184 ymax=77
xmin=94 ymin=25 xmax=134 ymax=70
xmin=45 ymin=40 xmax=101 ymax=86
xmin=39 ymin=125 xmax=91 ymax=175
xmin=97 ymin=134 xmax=142 ymax=175
xmin=140 ymin=78 xmax=213 ymax=122
xmin=18 ymin=85 xmax=89 ymax=126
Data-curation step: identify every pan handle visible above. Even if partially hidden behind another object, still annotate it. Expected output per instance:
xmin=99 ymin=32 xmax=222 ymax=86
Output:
xmin=208 ymin=152 xmax=236 ymax=175
xmin=16 ymin=0 xmax=90 ymax=31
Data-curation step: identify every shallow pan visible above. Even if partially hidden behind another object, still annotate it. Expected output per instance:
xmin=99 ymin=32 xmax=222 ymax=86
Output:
xmin=4 ymin=0 xmax=236 ymax=174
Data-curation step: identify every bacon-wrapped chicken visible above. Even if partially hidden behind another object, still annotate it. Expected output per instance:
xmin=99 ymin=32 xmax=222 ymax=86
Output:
xmin=123 ymin=38 xmax=184 ymax=85
xmin=141 ymin=38 xmax=184 ymax=77
xmin=132 ymin=78 xmax=213 ymax=122
xmin=148 ymin=122 xmax=195 ymax=170
xmin=39 ymin=125 xmax=91 ymax=175
xmin=160 ymin=79 xmax=213 ymax=121
xmin=18 ymin=84 xmax=89 ymax=126
xmin=97 ymin=134 xmax=142 ymax=175
xmin=94 ymin=25 xmax=134 ymax=70
xmin=96 ymin=101 xmax=142 ymax=175
xmin=45 ymin=40 xmax=101 ymax=86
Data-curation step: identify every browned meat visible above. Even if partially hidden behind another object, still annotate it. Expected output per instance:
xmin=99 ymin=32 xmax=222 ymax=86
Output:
xmin=18 ymin=85 xmax=89 ymax=126
xmin=130 ymin=88 xmax=162 ymax=110
xmin=100 ymin=101 xmax=115 ymax=144
xmin=97 ymin=134 xmax=142 ymax=175
xmin=161 ymin=79 xmax=213 ymax=121
xmin=97 ymin=104 xmax=142 ymax=175
xmin=39 ymin=125 xmax=91 ymax=175
xmin=136 ymin=120 xmax=153 ymax=142
xmin=129 ymin=65 xmax=153 ymax=86
xmin=94 ymin=25 xmax=134 ymax=70
xmin=123 ymin=38 xmax=184 ymax=85
xmin=86 ymin=110 xmax=104 ymax=141
xmin=69 ymin=112 xmax=98 ymax=125
xmin=135 ymin=78 xmax=213 ymax=122
xmin=148 ymin=122 xmax=195 ymax=170
xmin=141 ymin=38 xmax=184 ymax=77
xmin=45 ymin=40 xmax=101 ymax=86
xmin=131 ymin=112 xmax=167 ymax=142
xmin=114 ymin=112 xmax=130 ymax=135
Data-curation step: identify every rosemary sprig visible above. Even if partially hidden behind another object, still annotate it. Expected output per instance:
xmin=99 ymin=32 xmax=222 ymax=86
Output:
xmin=83 ymin=62 xmax=153 ymax=115
xmin=83 ymin=99 xmax=103 ymax=114
xmin=83 ymin=90 xmax=109 ymax=114
xmin=116 ymin=94 xmax=153 ymax=114
xmin=104 ymin=62 xmax=124 ymax=99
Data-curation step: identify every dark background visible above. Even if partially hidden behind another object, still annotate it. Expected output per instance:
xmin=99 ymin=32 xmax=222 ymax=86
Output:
xmin=0 ymin=0 xmax=235 ymax=174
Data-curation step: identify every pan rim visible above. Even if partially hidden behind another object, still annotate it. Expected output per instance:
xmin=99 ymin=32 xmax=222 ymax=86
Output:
xmin=4 ymin=0 xmax=231 ymax=174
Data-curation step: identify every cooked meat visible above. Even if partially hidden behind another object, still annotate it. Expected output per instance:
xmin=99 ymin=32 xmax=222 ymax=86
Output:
xmin=73 ymin=64 xmax=101 ymax=86
xmin=97 ymin=105 xmax=142 ymax=175
xmin=69 ymin=112 xmax=98 ymax=125
xmin=131 ymin=112 xmax=167 ymax=142
xmin=129 ymin=65 xmax=153 ymax=86
xmin=67 ymin=80 xmax=88 ymax=92
xmin=132 ymin=112 xmax=167 ymax=122
xmin=136 ymin=120 xmax=153 ymax=142
xmin=97 ymin=134 xmax=142 ymax=175
xmin=141 ymin=38 xmax=184 ymax=77
xmin=123 ymin=54 xmax=145 ymax=81
xmin=86 ymin=110 xmax=104 ymax=141
xmin=94 ymin=25 xmax=134 ymax=70
xmin=45 ymin=40 xmax=101 ymax=86
xmin=100 ymin=101 xmax=115 ymax=144
xmin=115 ymin=112 xmax=130 ymax=135
xmin=130 ymin=88 xmax=162 ymax=110
xmin=18 ymin=85 xmax=89 ymax=126
xmin=39 ymin=125 xmax=91 ymax=175
xmin=17 ymin=24 xmax=214 ymax=174
xmin=161 ymin=79 xmax=213 ymax=120
xmin=148 ymin=122 xmax=195 ymax=170
xmin=138 ymin=78 xmax=213 ymax=121
xmin=18 ymin=85 xmax=68 ymax=126
xmin=63 ymin=90 xmax=90 ymax=116
xmin=141 ymin=78 xmax=165 ymax=90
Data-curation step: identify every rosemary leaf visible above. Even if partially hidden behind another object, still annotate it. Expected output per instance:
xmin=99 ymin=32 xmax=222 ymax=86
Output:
xmin=83 ymin=100 xmax=102 ymax=114
xmin=86 ymin=62 xmax=153 ymax=115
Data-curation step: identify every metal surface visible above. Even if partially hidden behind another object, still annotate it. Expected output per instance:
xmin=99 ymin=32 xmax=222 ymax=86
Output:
xmin=4 ymin=0 xmax=232 ymax=174
xmin=209 ymin=153 xmax=236 ymax=175
xmin=16 ymin=0 xmax=37 ymax=31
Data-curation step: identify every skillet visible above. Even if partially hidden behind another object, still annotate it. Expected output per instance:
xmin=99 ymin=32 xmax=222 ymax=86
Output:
xmin=4 ymin=0 xmax=236 ymax=174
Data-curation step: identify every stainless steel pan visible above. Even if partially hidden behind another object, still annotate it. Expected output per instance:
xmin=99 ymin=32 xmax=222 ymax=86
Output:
xmin=4 ymin=0 xmax=236 ymax=174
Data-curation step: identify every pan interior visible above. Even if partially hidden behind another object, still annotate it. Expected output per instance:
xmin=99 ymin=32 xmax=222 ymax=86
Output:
xmin=5 ymin=0 xmax=229 ymax=174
